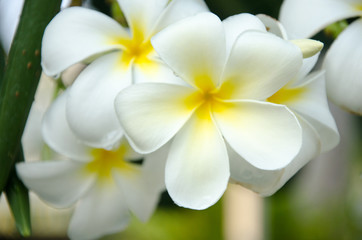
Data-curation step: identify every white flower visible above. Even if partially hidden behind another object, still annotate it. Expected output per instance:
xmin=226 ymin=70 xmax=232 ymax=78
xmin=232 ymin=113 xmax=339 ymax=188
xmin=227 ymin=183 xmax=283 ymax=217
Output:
xmin=115 ymin=12 xmax=308 ymax=210
xmin=17 ymin=92 xmax=166 ymax=240
xmin=280 ymin=0 xmax=362 ymax=114
xmin=228 ymin=15 xmax=339 ymax=196
xmin=41 ymin=0 xmax=208 ymax=149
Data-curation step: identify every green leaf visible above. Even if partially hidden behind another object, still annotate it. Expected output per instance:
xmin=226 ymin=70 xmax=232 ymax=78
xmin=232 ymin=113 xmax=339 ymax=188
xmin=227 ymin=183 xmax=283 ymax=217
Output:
xmin=5 ymin=148 xmax=31 ymax=237
xmin=0 ymin=0 xmax=61 ymax=192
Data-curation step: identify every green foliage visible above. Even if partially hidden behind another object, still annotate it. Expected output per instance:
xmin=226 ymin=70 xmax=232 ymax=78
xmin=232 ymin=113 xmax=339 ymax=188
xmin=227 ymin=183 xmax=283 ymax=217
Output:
xmin=0 ymin=0 xmax=61 ymax=191
xmin=5 ymin=148 xmax=31 ymax=237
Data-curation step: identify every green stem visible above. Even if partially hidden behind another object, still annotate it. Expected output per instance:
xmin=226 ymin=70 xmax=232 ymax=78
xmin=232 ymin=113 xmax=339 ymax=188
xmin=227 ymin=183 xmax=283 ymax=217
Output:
xmin=5 ymin=148 xmax=31 ymax=237
xmin=0 ymin=0 xmax=61 ymax=191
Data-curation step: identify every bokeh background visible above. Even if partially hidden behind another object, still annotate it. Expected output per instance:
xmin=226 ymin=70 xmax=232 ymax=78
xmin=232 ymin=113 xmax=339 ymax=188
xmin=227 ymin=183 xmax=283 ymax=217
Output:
xmin=0 ymin=0 xmax=361 ymax=239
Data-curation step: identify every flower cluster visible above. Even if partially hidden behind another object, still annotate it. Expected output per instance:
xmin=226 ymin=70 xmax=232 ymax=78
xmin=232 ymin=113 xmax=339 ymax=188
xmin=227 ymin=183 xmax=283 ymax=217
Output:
xmin=16 ymin=0 xmax=339 ymax=239
xmin=280 ymin=0 xmax=362 ymax=114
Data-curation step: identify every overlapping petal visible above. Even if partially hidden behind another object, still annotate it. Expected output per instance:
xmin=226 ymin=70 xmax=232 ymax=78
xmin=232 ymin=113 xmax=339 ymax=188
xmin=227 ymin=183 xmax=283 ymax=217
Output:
xmin=113 ymin=168 xmax=160 ymax=222
xmin=42 ymin=91 xmax=92 ymax=161
xmin=41 ymin=7 xmax=128 ymax=76
xmin=16 ymin=160 xmax=95 ymax=208
xmin=166 ymin=110 xmax=229 ymax=210
xmin=66 ymin=52 xmax=131 ymax=150
xmin=117 ymin=0 xmax=168 ymax=39
xmin=272 ymin=71 xmax=339 ymax=151
xmin=220 ymin=30 xmax=302 ymax=100
xmin=115 ymin=83 xmax=199 ymax=153
xmin=323 ymin=19 xmax=362 ymax=115
xmin=223 ymin=13 xmax=266 ymax=55
xmin=213 ymin=100 xmax=302 ymax=170
xmin=280 ymin=0 xmax=362 ymax=38
xmin=153 ymin=0 xmax=209 ymax=34
xmin=151 ymin=12 xmax=226 ymax=89
xmin=229 ymin=116 xmax=320 ymax=196
xmin=68 ymin=182 xmax=130 ymax=240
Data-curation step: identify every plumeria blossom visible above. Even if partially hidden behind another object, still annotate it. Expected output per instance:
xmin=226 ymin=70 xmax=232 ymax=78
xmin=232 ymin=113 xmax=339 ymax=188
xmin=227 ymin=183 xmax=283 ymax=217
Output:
xmin=228 ymin=15 xmax=339 ymax=196
xmin=280 ymin=0 xmax=362 ymax=114
xmin=41 ymin=0 xmax=208 ymax=150
xmin=17 ymin=92 xmax=166 ymax=240
xmin=114 ymin=12 xmax=324 ymax=210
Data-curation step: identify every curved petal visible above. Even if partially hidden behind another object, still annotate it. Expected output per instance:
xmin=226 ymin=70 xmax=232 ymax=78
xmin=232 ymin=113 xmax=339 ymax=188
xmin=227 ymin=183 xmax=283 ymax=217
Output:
xmin=16 ymin=160 xmax=95 ymax=208
xmin=68 ymin=182 xmax=130 ymax=240
xmin=270 ymin=71 xmax=339 ymax=152
xmin=153 ymin=0 xmax=209 ymax=34
xmin=151 ymin=12 xmax=226 ymax=90
xmin=256 ymin=14 xmax=288 ymax=39
xmin=66 ymin=52 xmax=131 ymax=150
xmin=113 ymin=167 xmax=161 ymax=222
xmin=166 ymin=110 xmax=229 ymax=210
xmin=132 ymin=58 xmax=185 ymax=85
xmin=220 ymin=30 xmax=302 ymax=100
xmin=117 ymin=0 xmax=168 ymax=38
xmin=142 ymin=143 xmax=169 ymax=192
xmin=115 ymin=83 xmax=198 ymax=153
xmin=42 ymin=91 xmax=92 ymax=161
xmin=213 ymin=100 xmax=302 ymax=170
xmin=324 ymin=19 xmax=362 ymax=115
xmin=42 ymin=7 xmax=128 ymax=76
xmin=279 ymin=0 xmax=361 ymax=38
xmin=223 ymin=13 xmax=266 ymax=56
xmin=229 ymin=116 xmax=320 ymax=196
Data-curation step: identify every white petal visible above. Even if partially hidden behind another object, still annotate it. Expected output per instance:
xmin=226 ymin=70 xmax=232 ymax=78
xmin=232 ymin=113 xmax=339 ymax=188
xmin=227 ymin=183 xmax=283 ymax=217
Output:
xmin=117 ymin=0 xmax=168 ymax=38
xmin=166 ymin=110 xmax=229 ymax=210
xmin=115 ymin=83 xmax=198 ymax=153
xmin=16 ymin=160 xmax=95 ymax=208
xmin=151 ymin=12 xmax=226 ymax=89
xmin=292 ymin=54 xmax=319 ymax=86
xmin=324 ymin=19 xmax=362 ymax=115
xmin=256 ymin=14 xmax=288 ymax=39
xmin=42 ymin=91 xmax=92 ymax=161
xmin=68 ymin=182 xmax=130 ymax=240
xmin=221 ymin=30 xmax=302 ymax=100
xmin=213 ymin=100 xmax=302 ymax=170
xmin=223 ymin=13 xmax=266 ymax=56
xmin=280 ymin=0 xmax=361 ymax=38
xmin=142 ymin=142 xmax=170 ymax=192
xmin=153 ymin=0 xmax=209 ymax=33
xmin=66 ymin=52 xmax=130 ymax=150
xmin=42 ymin=7 xmax=128 ymax=76
xmin=273 ymin=71 xmax=340 ymax=152
xmin=0 ymin=0 xmax=23 ymax=54
xmin=229 ymin=117 xmax=320 ymax=196
xmin=112 ymin=167 xmax=161 ymax=222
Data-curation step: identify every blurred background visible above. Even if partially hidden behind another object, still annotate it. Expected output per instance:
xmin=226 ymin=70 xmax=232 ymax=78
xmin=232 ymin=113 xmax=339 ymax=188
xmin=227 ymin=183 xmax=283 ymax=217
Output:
xmin=0 ymin=0 xmax=361 ymax=239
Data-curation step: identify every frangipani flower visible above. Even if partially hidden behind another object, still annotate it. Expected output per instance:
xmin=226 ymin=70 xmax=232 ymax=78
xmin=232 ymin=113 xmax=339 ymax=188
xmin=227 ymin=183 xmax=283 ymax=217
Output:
xmin=229 ymin=15 xmax=339 ymax=196
xmin=280 ymin=0 xmax=362 ymax=114
xmin=41 ymin=0 xmax=208 ymax=149
xmin=115 ymin=12 xmax=312 ymax=210
xmin=17 ymin=92 xmax=166 ymax=240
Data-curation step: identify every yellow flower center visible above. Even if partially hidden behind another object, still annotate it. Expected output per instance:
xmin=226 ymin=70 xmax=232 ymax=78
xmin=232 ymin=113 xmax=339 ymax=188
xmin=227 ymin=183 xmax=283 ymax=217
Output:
xmin=110 ymin=26 xmax=155 ymax=70
xmin=84 ymin=143 xmax=137 ymax=182
xmin=188 ymin=75 xmax=233 ymax=119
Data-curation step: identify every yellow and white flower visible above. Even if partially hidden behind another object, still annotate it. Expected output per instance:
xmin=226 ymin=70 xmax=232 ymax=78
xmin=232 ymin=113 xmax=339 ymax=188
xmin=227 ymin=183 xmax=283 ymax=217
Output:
xmin=280 ymin=0 xmax=362 ymax=114
xmin=228 ymin=15 xmax=339 ymax=196
xmin=41 ymin=0 xmax=208 ymax=149
xmin=115 ymin=12 xmax=308 ymax=209
xmin=17 ymin=92 xmax=166 ymax=240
